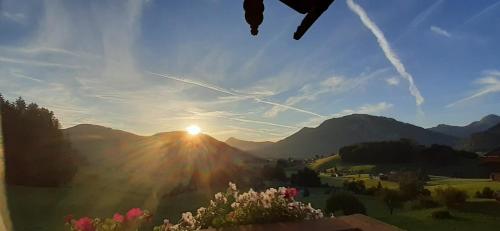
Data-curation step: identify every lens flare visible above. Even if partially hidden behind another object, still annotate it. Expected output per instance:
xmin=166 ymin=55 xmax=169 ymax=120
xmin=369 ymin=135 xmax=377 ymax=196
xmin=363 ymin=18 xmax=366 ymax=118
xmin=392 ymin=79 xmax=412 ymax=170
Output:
xmin=186 ymin=125 xmax=201 ymax=135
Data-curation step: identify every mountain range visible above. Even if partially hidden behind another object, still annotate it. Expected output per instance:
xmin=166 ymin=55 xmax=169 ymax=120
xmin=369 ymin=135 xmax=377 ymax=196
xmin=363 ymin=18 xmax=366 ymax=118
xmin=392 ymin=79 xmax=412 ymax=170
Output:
xmin=429 ymin=114 xmax=500 ymax=138
xmin=464 ymin=122 xmax=500 ymax=152
xmin=228 ymin=114 xmax=500 ymax=158
xmin=66 ymin=113 xmax=500 ymax=164
xmin=244 ymin=114 xmax=459 ymax=158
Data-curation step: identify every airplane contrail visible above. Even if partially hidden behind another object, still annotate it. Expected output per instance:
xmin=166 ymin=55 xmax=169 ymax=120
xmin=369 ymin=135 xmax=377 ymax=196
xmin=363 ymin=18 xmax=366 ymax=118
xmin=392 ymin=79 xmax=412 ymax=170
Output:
xmin=147 ymin=71 xmax=323 ymax=117
xmin=347 ymin=0 xmax=424 ymax=106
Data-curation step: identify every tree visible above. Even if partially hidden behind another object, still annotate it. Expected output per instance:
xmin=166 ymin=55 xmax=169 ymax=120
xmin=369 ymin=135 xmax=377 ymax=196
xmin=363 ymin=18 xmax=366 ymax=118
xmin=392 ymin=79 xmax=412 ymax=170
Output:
xmin=260 ymin=164 xmax=287 ymax=181
xmin=380 ymin=188 xmax=404 ymax=215
xmin=435 ymin=187 xmax=468 ymax=208
xmin=398 ymin=172 xmax=425 ymax=200
xmin=326 ymin=192 xmax=366 ymax=215
xmin=1 ymin=96 xmax=79 ymax=186
xmin=290 ymin=167 xmax=321 ymax=187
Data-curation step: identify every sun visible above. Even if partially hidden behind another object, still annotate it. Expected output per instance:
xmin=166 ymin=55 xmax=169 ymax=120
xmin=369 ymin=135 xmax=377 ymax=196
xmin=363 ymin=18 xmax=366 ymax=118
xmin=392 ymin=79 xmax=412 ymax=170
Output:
xmin=186 ymin=125 xmax=201 ymax=135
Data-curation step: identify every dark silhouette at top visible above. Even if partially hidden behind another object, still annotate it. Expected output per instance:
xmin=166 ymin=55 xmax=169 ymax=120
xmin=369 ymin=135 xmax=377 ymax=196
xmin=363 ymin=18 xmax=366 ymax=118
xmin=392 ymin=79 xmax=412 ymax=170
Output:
xmin=243 ymin=0 xmax=335 ymax=40
xmin=243 ymin=0 xmax=264 ymax=36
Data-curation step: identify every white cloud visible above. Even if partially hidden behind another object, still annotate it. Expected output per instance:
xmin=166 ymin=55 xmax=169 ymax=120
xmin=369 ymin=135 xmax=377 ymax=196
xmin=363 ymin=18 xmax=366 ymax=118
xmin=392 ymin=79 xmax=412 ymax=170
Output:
xmin=447 ymin=70 xmax=500 ymax=107
xmin=385 ymin=77 xmax=399 ymax=86
xmin=347 ymin=0 xmax=425 ymax=107
xmin=430 ymin=26 xmax=451 ymax=38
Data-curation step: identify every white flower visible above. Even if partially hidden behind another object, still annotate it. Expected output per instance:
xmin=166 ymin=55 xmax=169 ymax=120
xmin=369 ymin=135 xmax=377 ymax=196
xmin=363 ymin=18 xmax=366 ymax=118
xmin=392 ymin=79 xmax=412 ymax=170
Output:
xmin=229 ymin=182 xmax=237 ymax=191
xmin=196 ymin=207 xmax=206 ymax=215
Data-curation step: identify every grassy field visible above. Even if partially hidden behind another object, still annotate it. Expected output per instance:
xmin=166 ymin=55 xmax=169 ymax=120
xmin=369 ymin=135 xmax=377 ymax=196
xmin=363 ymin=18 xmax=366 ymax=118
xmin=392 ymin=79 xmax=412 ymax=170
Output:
xmin=320 ymin=174 xmax=500 ymax=197
xmin=312 ymin=175 xmax=500 ymax=230
xmin=5 ymin=169 xmax=500 ymax=231
xmin=6 ymin=184 xmax=220 ymax=231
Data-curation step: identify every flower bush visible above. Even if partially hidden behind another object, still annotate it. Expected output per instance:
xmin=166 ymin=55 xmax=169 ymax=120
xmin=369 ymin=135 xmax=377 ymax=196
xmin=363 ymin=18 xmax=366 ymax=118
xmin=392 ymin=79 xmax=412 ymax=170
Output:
xmin=65 ymin=208 xmax=151 ymax=231
xmin=65 ymin=183 xmax=324 ymax=231
xmin=153 ymin=183 xmax=323 ymax=231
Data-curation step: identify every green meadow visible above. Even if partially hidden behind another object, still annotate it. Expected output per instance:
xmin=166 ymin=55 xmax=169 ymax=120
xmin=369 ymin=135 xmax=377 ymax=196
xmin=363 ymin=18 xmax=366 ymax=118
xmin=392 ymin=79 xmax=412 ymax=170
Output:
xmin=6 ymin=172 xmax=500 ymax=231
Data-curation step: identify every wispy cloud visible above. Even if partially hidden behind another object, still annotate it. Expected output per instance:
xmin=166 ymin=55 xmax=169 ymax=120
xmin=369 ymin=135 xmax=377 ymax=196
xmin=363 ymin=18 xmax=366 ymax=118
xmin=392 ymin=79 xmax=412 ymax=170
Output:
xmin=385 ymin=77 xmax=399 ymax=86
xmin=347 ymin=0 xmax=425 ymax=107
xmin=1 ymin=11 xmax=27 ymax=24
xmin=187 ymin=110 xmax=298 ymax=129
xmin=0 ymin=56 xmax=83 ymax=69
xmin=430 ymin=26 xmax=451 ymax=38
xmin=9 ymin=71 xmax=43 ymax=82
xmin=332 ymin=102 xmax=393 ymax=117
xmin=447 ymin=70 xmax=500 ymax=107
xmin=148 ymin=71 xmax=323 ymax=117
xmin=263 ymin=68 xmax=388 ymax=118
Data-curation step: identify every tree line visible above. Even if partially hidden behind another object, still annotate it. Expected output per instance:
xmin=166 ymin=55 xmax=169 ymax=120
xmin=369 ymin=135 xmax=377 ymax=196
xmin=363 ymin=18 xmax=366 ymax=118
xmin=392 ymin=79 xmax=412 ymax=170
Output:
xmin=1 ymin=95 xmax=79 ymax=186
xmin=339 ymin=139 xmax=477 ymax=165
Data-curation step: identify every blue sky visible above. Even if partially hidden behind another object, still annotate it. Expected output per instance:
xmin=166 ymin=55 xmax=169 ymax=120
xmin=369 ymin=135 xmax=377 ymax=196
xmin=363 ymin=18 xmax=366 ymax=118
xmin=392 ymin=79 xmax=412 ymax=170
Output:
xmin=1 ymin=0 xmax=499 ymax=141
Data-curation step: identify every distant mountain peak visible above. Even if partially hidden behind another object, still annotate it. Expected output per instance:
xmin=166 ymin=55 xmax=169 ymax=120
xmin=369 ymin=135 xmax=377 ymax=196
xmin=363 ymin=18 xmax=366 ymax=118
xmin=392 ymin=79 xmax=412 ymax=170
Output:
xmin=429 ymin=114 xmax=500 ymax=139
xmin=480 ymin=114 xmax=500 ymax=122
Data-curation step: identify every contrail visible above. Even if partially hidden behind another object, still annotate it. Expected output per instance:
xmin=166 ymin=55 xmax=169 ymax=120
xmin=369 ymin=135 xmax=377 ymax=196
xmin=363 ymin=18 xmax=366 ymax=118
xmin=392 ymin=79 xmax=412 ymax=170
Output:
xmin=187 ymin=110 xmax=298 ymax=129
xmin=464 ymin=1 xmax=500 ymax=25
xmin=147 ymin=71 xmax=323 ymax=117
xmin=447 ymin=76 xmax=500 ymax=108
xmin=347 ymin=0 xmax=424 ymax=106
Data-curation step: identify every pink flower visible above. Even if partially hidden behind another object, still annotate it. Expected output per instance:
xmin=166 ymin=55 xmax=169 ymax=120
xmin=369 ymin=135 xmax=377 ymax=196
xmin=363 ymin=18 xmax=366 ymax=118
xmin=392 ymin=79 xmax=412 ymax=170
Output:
xmin=64 ymin=214 xmax=74 ymax=224
xmin=284 ymin=188 xmax=298 ymax=199
xmin=126 ymin=208 xmax=144 ymax=221
xmin=113 ymin=213 xmax=125 ymax=223
xmin=74 ymin=217 xmax=94 ymax=231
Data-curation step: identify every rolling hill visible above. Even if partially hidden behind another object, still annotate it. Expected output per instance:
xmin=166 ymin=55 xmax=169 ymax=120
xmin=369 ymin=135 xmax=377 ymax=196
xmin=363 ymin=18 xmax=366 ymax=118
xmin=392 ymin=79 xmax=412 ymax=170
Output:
xmin=464 ymin=122 xmax=500 ymax=152
xmin=253 ymin=114 xmax=458 ymax=158
xmin=429 ymin=114 xmax=500 ymax=138
xmin=225 ymin=137 xmax=273 ymax=152
xmin=63 ymin=124 xmax=261 ymax=191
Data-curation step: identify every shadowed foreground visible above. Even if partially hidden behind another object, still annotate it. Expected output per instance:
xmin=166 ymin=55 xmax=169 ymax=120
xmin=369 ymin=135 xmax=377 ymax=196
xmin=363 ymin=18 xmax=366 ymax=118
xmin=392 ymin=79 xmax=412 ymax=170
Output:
xmin=204 ymin=214 xmax=401 ymax=231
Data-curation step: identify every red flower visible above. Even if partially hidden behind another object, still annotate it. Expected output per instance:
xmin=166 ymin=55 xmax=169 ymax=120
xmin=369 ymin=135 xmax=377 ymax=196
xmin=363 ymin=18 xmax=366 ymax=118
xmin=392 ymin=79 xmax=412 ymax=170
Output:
xmin=64 ymin=214 xmax=74 ymax=224
xmin=113 ymin=213 xmax=125 ymax=223
xmin=74 ymin=217 xmax=94 ymax=231
xmin=126 ymin=208 xmax=144 ymax=221
xmin=284 ymin=188 xmax=298 ymax=199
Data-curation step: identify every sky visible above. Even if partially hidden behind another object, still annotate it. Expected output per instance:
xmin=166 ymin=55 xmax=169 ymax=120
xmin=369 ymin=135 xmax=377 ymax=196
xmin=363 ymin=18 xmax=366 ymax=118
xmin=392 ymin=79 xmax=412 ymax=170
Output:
xmin=0 ymin=0 xmax=500 ymax=142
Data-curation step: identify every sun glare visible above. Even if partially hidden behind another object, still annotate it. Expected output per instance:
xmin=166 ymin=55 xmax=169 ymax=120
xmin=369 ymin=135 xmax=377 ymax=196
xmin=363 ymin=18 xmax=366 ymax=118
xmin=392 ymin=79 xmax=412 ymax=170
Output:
xmin=186 ymin=125 xmax=201 ymax=135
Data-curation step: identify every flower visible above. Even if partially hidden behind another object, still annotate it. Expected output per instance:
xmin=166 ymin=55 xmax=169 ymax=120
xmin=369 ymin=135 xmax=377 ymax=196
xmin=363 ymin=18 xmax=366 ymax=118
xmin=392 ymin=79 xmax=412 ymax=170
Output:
xmin=64 ymin=214 xmax=74 ymax=224
xmin=228 ymin=182 xmax=237 ymax=191
xmin=181 ymin=212 xmax=196 ymax=227
xmin=74 ymin=217 xmax=94 ymax=231
xmin=284 ymin=188 xmax=298 ymax=199
xmin=126 ymin=208 xmax=144 ymax=221
xmin=113 ymin=213 xmax=125 ymax=223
